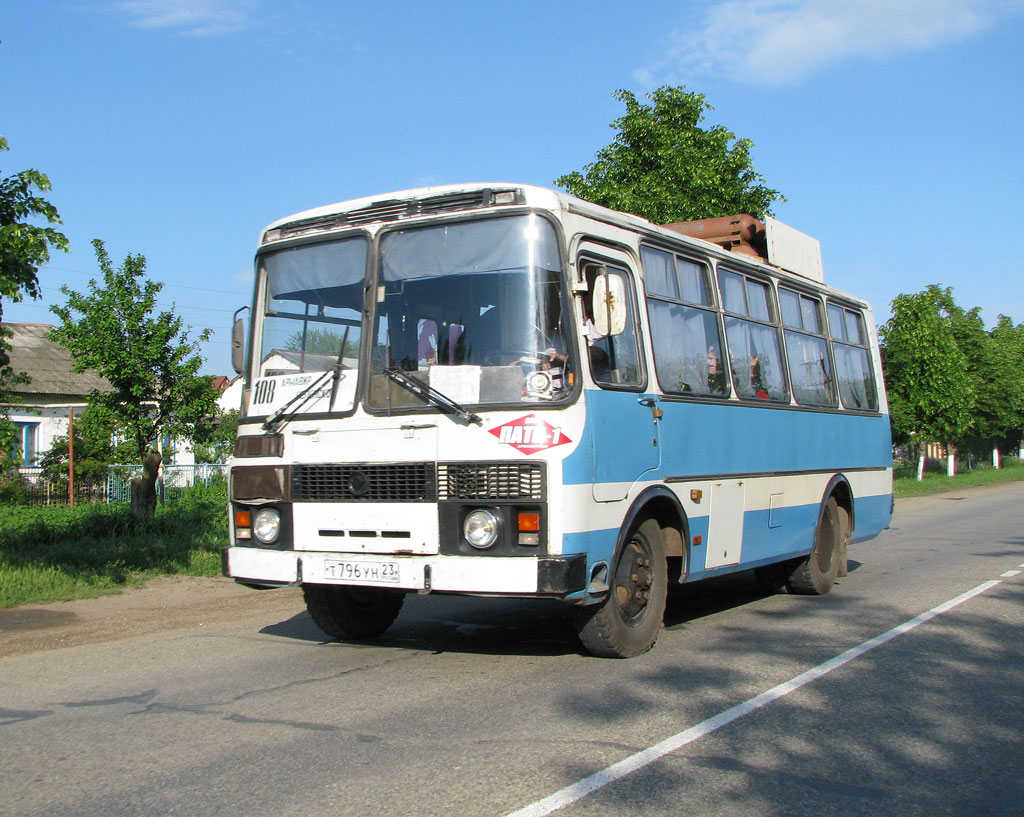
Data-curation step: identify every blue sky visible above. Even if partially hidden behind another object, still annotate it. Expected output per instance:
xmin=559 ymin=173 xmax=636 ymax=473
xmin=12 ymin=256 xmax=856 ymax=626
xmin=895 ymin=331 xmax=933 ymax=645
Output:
xmin=3 ymin=0 xmax=1023 ymax=375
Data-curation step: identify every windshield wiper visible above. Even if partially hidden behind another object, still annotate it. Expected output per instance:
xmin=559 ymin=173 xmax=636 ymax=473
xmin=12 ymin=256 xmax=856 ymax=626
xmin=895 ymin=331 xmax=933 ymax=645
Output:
xmin=263 ymin=328 xmax=350 ymax=432
xmin=261 ymin=369 xmax=333 ymax=432
xmin=384 ymin=367 xmax=482 ymax=425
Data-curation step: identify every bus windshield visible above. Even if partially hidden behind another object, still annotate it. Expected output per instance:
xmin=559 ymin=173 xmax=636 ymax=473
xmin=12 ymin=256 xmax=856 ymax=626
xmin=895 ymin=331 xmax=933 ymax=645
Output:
xmin=253 ymin=236 xmax=367 ymax=416
xmin=369 ymin=214 xmax=572 ymax=410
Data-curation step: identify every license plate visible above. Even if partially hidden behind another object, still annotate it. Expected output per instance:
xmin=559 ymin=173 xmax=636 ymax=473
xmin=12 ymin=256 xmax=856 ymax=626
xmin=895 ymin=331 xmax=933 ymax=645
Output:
xmin=323 ymin=559 xmax=400 ymax=584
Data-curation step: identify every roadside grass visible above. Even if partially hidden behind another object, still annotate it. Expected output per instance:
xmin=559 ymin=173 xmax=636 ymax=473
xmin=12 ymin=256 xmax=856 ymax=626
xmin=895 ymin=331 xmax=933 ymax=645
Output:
xmin=893 ymin=456 xmax=1024 ymax=498
xmin=0 ymin=481 xmax=225 ymax=609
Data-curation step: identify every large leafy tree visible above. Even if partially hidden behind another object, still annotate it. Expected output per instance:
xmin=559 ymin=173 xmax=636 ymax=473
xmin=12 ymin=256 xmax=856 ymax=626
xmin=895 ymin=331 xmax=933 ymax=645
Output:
xmin=982 ymin=315 xmax=1024 ymax=453
xmin=892 ymin=286 xmax=1024 ymax=460
xmin=880 ymin=288 xmax=976 ymax=451
xmin=0 ymin=135 xmax=69 ymax=459
xmin=555 ymin=86 xmax=782 ymax=223
xmin=50 ymin=239 xmax=218 ymax=515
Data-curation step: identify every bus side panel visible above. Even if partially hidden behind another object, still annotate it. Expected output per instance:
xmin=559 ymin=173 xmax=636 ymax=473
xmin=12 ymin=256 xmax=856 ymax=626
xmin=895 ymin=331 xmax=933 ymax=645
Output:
xmin=560 ymin=390 xmax=893 ymax=582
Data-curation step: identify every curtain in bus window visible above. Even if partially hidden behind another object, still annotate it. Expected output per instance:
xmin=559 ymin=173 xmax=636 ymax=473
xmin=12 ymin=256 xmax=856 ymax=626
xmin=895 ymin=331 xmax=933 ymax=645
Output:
xmin=724 ymin=317 xmax=788 ymax=400
xmin=833 ymin=343 xmax=878 ymax=410
xmin=745 ymin=279 xmax=772 ymax=321
xmin=781 ymin=288 xmax=803 ymax=328
xmin=380 ymin=216 xmax=560 ymax=280
xmin=266 ymin=238 xmax=367 ymax=309
xmin=720 ymin=270 xmax=746 ymax=313
xmin=784 ymin=331 xmax=835 ymax=406
xmin=643 ymin=248 xmax=678 ymax=299
xmin=800 ymin=297 xmax=821 ymax=332
xmin=647 ymin=301 xmax=727 ymax=396
xmin=677 ymin=258 xmax=711 ymax=305
xmin=845 ymin=311 xmax=865 ymax=344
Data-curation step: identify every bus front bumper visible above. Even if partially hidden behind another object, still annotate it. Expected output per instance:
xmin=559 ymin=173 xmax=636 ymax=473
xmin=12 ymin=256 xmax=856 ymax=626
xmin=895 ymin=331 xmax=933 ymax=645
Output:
xmin=222 ymin=547 xmax=587 ymax=597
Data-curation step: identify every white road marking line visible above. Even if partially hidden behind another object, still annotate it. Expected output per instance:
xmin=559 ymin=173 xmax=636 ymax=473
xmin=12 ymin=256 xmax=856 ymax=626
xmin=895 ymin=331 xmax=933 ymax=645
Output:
xmin=504 ymin=579 xmax=1002 ymax=817
xmin=1001 ymin=570 xmax=1021 ymax=577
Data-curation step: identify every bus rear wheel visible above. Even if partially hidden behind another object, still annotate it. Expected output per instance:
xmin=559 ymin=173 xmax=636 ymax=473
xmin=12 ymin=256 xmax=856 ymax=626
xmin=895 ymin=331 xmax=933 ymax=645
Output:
xmin=575 ymin=517 xmax=668 ymax=658
xmin=785 ymin=497 xmax=844 ymax=595
xmin=302 ymin=584 xmax=405 ymax=640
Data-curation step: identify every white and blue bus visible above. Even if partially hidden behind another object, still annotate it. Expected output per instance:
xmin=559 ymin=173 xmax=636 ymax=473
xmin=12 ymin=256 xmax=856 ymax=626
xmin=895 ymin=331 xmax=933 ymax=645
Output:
xmin=223 ymin=183 xmax=892 ymax=658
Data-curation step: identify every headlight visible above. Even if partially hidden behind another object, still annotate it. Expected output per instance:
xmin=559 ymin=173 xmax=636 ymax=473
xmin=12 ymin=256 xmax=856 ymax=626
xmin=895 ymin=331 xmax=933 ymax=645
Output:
xmin=464 ymin=509 xmax=500 ymax=549
xmin=252 ymin=507 xmax=282 ymax=544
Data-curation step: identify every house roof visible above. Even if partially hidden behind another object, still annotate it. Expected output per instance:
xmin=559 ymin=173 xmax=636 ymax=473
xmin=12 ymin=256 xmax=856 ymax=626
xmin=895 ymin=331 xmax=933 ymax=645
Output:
xmin=2 ymin=323 xmax=109 ymax=397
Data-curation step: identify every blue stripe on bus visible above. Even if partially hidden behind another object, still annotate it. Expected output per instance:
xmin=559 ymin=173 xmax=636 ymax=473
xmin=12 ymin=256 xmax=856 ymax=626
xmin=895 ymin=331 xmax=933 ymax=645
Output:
xmin=563 ymin=490 xmax=891 ymax=586
xmin=851 ymin=493 xmax=892 ymax=543
xmin=564 ymin=390 xmax=892 ymax=484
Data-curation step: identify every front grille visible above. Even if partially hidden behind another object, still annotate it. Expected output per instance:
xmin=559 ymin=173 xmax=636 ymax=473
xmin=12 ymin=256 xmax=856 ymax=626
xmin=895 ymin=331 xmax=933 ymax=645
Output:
xmin=437 ymin=462 xmax=545 ymax=501
xmin=270 ymin=188 xmax=524 ymax=239
xmin=292 ymin=463 xmax=436 ymax=502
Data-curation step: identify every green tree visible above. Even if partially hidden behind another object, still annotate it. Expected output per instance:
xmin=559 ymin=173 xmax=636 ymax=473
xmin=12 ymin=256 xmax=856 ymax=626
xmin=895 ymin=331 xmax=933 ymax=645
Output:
xmin=37 ymin=405 xmax=137 ymax=483
xmin=555 ymin=86 xmax=782 ymax=223
xmin=909 ymin=286 xmax=1024 ymax=460
xmin=880 ymin=289 xmax=975 ymax=453
xmin=190 ymin=408 xmax=238 ymax=464
xmin=0 ymin=135 xmax=69 ymax=458
xmin=986 ymin=316 xmax=1024 ymax=453
xmin=49 ymin=240 xmax=218 ymax=516
xmin=285 ymin=326 xmax=358 ymax=357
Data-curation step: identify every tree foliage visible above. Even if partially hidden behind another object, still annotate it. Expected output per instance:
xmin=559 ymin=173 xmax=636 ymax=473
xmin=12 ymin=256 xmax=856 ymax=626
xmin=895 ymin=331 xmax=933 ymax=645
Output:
xmin=49 ymin=240 xmax=218 ymax=513
xmin=880 ymin=288 xmax=975 ymax=447
xmin=0 ymin=135 xmax=69 ymax=458
xmin=285 ymin=326 xmax=358 ymax=358
xmin=190 ymin=408 xmax=238 ymax=464
xmin=0 ymin=135 xmax=69 ymax=322
xmin=555 ymin=86 xmax=782 ymax=223
xmin=37 ymin=405 xmax=137 ymax=483
xmin=881 ymin=285 xmax=1024 ymax=455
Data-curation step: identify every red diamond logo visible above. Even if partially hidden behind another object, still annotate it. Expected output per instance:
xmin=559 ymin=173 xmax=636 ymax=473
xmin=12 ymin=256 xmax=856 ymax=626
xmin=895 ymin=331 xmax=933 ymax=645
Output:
xmin=488 ymin=414 xmax=572 ymax=455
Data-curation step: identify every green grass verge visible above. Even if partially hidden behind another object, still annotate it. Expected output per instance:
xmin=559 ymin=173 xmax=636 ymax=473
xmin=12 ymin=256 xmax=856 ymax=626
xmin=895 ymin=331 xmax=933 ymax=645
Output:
xmin=894 ymin=456 xmax=1024 ymax=498
xmin=0 ymin=482 xmax=226 ymax=609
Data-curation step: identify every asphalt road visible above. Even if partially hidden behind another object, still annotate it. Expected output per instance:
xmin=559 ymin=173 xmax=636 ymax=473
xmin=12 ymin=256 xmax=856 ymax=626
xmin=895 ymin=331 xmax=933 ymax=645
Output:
xmin=2 ymin=482 xmax=1022 ymax=817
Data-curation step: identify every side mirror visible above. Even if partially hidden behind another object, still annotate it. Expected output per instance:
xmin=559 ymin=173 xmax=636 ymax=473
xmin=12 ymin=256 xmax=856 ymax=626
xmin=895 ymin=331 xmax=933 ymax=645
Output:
xmin=592 ymin=272 xmax=627 ymax=337
xmin=231 ymin=306 xmax=249 ymax=375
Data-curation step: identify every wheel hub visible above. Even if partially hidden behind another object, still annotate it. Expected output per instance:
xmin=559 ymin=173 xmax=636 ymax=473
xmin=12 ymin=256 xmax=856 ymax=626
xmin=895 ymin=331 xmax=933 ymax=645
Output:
xmin=615 ymin=544 xmax=654 ymax=624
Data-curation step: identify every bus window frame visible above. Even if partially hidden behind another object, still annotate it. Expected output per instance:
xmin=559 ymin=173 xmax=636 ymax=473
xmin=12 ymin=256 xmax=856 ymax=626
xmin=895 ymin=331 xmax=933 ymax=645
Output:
xmin=639 ymin=242 xmax=732 ymax=400
xmin=778 ymin=283 xmax=838 ymax=409
xmin=826 ymin=298 xmax=880 ymax=413
xmin=577 ymin=250 xmax=648 ymax=392
xmin=716 ymin=265 xmax=792 ymax=405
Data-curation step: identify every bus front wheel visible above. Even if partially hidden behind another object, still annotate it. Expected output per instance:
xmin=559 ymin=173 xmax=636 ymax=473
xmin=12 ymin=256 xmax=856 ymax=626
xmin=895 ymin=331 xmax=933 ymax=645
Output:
xmin=785 ymin=497 xmax=844 ymax=595
xmin=302 ymin=584 xmax=405 ymax=640
xmin=575 ymin=517 xmax=668 ymax=658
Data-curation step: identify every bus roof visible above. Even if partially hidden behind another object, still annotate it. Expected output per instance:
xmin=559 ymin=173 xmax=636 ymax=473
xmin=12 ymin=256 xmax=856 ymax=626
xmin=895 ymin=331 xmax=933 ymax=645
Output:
xmin=259 ymin=181 xmax=849 ymax=302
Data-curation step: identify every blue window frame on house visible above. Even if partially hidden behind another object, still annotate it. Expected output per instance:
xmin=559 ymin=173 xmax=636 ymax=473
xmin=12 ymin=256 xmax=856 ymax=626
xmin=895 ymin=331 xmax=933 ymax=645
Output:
xmin=14 ymin=421 xmax=40 ymax=465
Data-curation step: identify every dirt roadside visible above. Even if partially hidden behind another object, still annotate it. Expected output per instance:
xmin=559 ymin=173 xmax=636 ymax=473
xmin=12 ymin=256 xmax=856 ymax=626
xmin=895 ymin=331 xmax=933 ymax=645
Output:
xmin=0 ymin=576 xmax=305 ymax=658
xmin=1 ymin=482 xmax=1019 ymax=658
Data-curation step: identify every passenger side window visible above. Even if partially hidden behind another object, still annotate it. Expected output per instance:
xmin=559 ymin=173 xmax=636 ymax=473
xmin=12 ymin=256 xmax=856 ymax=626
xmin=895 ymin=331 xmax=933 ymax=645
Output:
xmin=828 ymin=303 xmax=878 ymax=410
xmin=718 ymin=269 xmax=789 ymax=402
xmin=780 ymin=287 xmax=835 ymax=407
xmin=642 ymin=246 xmax=728 ymax=397
xmin=583 ymin=262 xmax=644 ymax=388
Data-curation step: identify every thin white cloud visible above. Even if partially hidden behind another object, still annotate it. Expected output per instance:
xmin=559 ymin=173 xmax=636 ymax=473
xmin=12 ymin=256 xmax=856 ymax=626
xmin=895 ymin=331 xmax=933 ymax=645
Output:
xmin=639 ymin=0 xmax=1024 ymax=85
xmin=116 ymin=0 xmax=254 ymax=36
